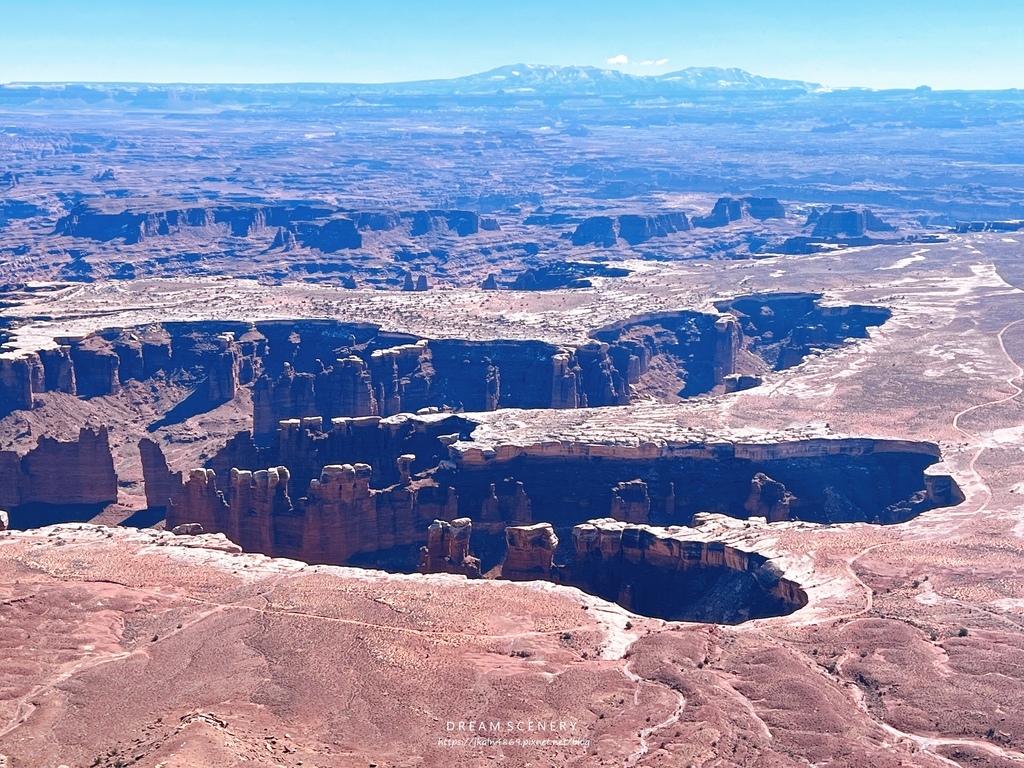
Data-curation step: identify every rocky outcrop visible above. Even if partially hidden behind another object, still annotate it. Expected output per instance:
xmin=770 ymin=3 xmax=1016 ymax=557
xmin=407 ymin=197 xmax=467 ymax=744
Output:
xmin=418 ymin=518 xmax=481 ymax=577
xmin=0 ymin=352 xmax=38 ymax=413
xmin=167 ymin=455 xmax=460 ymax=565
xmin=402 ymin=272 xmax=429 ymax=292
xmin=38 ymin=346 xmax=76 ymax=394
xmin=314 ymin=357 xmax=378 ymax=421
xmin=290 ymin=217 xmax=362 ymax=252
xmin=68 ymin=335 xmax=120 ymax=397
xmin=693 ymin=197 xmax=744 ymax=228
xmin=252 ymin=336 xmax=640 ymax=436
xmin=270 ymin=226 xmax=298 ymax=250
xmin=2 ymin=323 xmax=269 ymax=413
xmin=743 ymin=473 xmax=796 ymax=522
xmin=408 ymin=210 xmax=479 ymax=237
xmin=617 ymin=213 xmax=691 ymax=244
xmin=450 ymin=435 xmax=959 ymax=527
xmin=691 ymin=196 xmax=786 ymax=228
xmin=743 ymin=197 xmax=786 ymax=220
xmin=2 ymin=298 xmax=882 ymax=426
xmin=723 ymin=373 xmax=762 ymax=393
xmin=0 ymin=427 xmax=117 ymax=512
xmin=154 ymin=410 xmax=961 ymax=597
xmin=807 ymin=206 xmax=896 ymax=238
xmin=714 ymin=293 xmax=890 ymax=371
xmin=570 ymin=216 xmax=617 ymax=247
xmin=254 ymin=364 xmax=318 ymax=436
xmin=571 ymin=213 xmax=690 ymax=246
xmin=610 ymin=479 xmax=652 ymax=523
xmin=206 ymin=333 xmax=242 ymax=402
xmin=501 ymin=523 xmax=558 ymax=580
xmin=592 ymin=309 xmax=741 ymax=396
xmin=54 ymin=200 xmax=493 ymax=246
xmin=171 ymin=522 xmax=204 ymax=535
xmin=955 ymin=220 xmax=1024 ymax=233
xmin=509 ymin=261 xmax=630 ymax=290
xmin=479 ymin=478 xmax=533 ymax=532
xmin=139 ymin=437 xmax=182 ymax=510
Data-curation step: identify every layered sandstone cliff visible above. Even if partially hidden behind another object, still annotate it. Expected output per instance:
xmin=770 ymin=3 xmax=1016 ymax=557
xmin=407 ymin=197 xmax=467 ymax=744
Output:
xmin=418 ymin=517 xmax=481 ymax=577
xmin=504 ymin=517 xmax=807 ymax=623
xmin=166 ymin=455 xmax=461 ymax=566
xmin=0 ymin=427 xmax=117 ymax=515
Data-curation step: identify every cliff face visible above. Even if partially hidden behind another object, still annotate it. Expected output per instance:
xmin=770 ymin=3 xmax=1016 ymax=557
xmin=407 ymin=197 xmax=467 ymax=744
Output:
xmin=166 ymin=458 xmax=460 ymax=566
xmin=0 ymin=322 xmax=266 ymax=416
xmin=592 ymin=310 xmax=741 ymax=397
xmin=0 ymin=296 xmax=883 ymax=429
xmin=163 ymin=409 xmax=962 ymax=573
xmin=290 ymin=217 xmax=362 ymax=251
xmin=691 ymin=196 xmax=785 ymax=228
xmin=0 ymin=427 xmax=117 ymax=516
xmin=714 ymin=293 xmax=890 ymax=371
xmin=449 ymin=437 xmax=956 ymax=527
xmin=808 ymin=206 xmax=897 ymax=238
xmin=571 ymin=213 xmax=691 ymax=246
xmin=553 ymin=518 xmax=806 ymax=623
xmin=54 ymin=200 xmax=489 ymax=247
xmin=250 ymin=336 xmax=649 ymax=438
xmin=0 ymin=353 xmax=37 ymax=411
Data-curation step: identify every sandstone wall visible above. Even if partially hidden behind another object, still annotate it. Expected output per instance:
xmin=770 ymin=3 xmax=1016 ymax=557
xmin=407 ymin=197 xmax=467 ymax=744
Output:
xmin=0 ymin=427 xmax=117 ymax=510
xmin=1 ymin=321 xmax=264 ymax=416
xmin=166 ymin=457 xmax=460 ymax=566
xmin=448 ymin=441 xmax=950 ymax=527
xmin=557 ymin=518 xmax=807 ymax=622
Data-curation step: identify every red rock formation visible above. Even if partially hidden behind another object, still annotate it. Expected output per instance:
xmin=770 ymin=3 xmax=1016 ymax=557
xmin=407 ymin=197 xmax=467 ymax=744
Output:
xmin=168 ymin=456 xmax=459 ymax=566
xmin=610 ymin=479 xmax=650 ymax=524
xmin=0 ymin=427 xmax=117 ymax=509
xmin=315 ymin=356 xmax=378 ymax=419
xmin=301 ymin=462 xmax=376 ymax=562
xmin=0 ymin=353 xmax=36 ymax=412
xmin=418 ymin=517 xmax=481 ymax=577
xmin=254 ymin=364 xmax=318 ymax=436
xmin=479 ymin=478 xmax=532 ymax=532
xmin=38 ymin=345 xmax=76 ymax=393
xmin=169 ymin=468 xmax=229 ymax=535
xmin=743 ymin=472 xmax=796 ymax=522
xmin=563 ymin=518 xmax=807 ymax=621
xmin=206 ymin=333 xmax=241 ymax=402
xmin=501 ymin=522 xmax=558 ymax=580
xmin=139 ymin=437 xmax=182 ymax=510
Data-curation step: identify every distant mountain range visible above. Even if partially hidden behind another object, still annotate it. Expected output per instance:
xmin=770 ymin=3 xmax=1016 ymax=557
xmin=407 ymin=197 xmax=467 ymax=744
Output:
xmin=349 ymin=64 xmax=824 ymax=94
xmin=0 ymin=64 xmax=824 ymax=108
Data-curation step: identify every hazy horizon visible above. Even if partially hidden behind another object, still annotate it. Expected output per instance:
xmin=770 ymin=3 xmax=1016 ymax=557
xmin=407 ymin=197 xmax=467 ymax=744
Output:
xmin=1 ymin=0 xmax=1022 ymax=90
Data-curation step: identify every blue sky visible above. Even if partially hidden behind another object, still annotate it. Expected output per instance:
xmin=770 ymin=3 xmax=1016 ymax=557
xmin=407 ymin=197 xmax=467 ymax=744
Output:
xmin=0 ymin=0 xmax=1021 ymax=89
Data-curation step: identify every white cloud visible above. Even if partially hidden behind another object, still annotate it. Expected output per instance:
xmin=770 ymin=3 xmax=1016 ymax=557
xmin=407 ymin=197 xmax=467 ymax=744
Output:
xmin=608 ymin=55 xmax=669 ymax=68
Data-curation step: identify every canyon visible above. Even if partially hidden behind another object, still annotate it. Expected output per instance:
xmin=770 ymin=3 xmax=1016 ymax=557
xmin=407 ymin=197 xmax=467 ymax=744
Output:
xmin=0 ymin=280 xmax=957 ymax=627
xmin=2 ymin=70 xmax=1024 ymax=767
